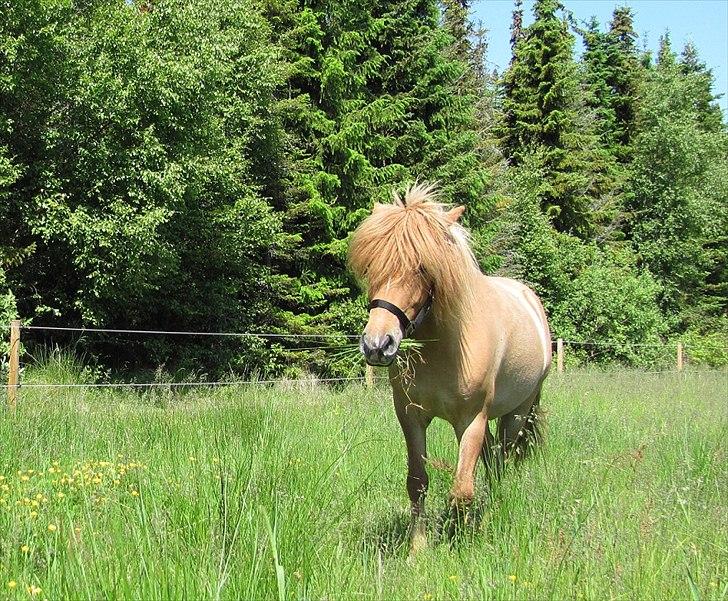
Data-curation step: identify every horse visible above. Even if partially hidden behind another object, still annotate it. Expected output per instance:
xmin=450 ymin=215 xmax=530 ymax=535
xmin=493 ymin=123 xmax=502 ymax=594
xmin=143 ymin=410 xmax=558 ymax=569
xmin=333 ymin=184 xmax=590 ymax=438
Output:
xmin=348 ymin=183 xmax=551 ymax=553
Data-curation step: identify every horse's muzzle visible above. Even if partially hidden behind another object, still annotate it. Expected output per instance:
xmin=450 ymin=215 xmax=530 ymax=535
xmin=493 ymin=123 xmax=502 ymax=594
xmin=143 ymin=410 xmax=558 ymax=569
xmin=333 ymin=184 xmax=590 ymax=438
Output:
xmin=360 ymin=333 xmax=399 ymax=366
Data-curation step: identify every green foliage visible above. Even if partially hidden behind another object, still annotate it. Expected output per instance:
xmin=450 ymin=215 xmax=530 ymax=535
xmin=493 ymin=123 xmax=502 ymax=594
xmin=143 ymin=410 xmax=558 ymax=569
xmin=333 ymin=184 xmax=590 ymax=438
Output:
xmin=550 ymin=250 xmax=666 ymax=365
xmin=627 ymin=44 xmax=728 ymax=326
xmin=0 ymin=0 xmax=725 ymax=373
xmin=501 ymin=0 xmax=622 ymax=237
xmin=682 ymin=320 xmax=728 ymax=367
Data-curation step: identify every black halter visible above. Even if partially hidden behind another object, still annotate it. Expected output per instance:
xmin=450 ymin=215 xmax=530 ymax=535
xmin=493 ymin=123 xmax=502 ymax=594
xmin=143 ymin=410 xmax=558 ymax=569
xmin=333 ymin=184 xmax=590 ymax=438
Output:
xmin=368 ymin=294 xmax=433 ymax=338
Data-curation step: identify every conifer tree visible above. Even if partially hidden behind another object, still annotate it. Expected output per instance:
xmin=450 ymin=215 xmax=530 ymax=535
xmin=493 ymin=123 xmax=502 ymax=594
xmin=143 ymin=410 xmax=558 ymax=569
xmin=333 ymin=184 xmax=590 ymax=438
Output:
xmin=264 ymin=0 xmax=487 ymax=373
xmin=582 ymin=7 xmax=640 ymax=162
xmin=501 ymin=0 xmax=618 ymax=237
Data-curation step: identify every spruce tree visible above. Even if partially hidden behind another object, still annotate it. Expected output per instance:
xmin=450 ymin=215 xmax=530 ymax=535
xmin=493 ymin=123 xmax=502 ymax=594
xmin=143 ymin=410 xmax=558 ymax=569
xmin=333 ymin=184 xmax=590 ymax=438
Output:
xmin=264 ymin=0 xmax=487 ymax=373
xmin=501 ymin=0 xmax=617 ymax=237
xmin=582 ymin=7 xmax=640 ymax=162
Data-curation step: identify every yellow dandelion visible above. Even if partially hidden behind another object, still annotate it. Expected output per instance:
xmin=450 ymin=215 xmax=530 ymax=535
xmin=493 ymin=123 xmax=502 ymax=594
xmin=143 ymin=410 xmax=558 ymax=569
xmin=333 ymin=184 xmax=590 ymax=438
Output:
xmin=92 ymin=477 xmax=101 ymax=485
xmin=20 ymin=544 xmax=30 ymax=553
xmin=508 ymin=574 xmax=517 ymax=583
xmin=27 ymin=584 xmax=42 ymax=596
xmin=188 ymin=456 xmax=196 ymax=462
xmin=47 ymin=524 xmax=57 ymax=533
xmin=1 ymin=484 xmax=8 ymax=492
xmin=20 ymin=475 xmax=29 ymax=482
xmin=74 ymin=527 xmax=81 ymax=535
xmin=56 ymin=492 xmax=65 ymax=499
xmin=30 ymin=511 xmax=38 ymax=518
xmin=448 ymin=575 xmax=458 ymax=582
xmin=130 ymin=490 xmax=139 ymax=497
xmin=7 ymin=580 xmax=17 ymax=589
xmin=0 ymin=475 xmax=5 ymax=480
xmin=422 ymin=594 xmax=433 ymax=601
xmin=30 ymin=500 xmax=39 ymax=508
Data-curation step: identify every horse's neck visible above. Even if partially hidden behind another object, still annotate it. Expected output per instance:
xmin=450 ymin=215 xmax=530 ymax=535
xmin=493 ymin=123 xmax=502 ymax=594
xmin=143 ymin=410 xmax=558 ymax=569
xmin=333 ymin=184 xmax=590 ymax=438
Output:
xmin=415 ymin=275 xmax=486 ymax=365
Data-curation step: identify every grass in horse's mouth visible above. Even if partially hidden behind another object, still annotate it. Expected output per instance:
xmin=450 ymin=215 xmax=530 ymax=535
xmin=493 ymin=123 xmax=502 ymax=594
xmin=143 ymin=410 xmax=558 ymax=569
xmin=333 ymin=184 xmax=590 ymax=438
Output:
xmin=327 ymin=339 xmax=425 ymax=368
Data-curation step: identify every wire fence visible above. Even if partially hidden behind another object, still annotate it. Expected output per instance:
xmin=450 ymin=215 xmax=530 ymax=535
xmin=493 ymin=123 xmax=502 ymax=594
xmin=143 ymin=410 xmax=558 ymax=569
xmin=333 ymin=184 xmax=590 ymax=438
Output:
xmin=2 ymin=321 xmax=726 ymax=394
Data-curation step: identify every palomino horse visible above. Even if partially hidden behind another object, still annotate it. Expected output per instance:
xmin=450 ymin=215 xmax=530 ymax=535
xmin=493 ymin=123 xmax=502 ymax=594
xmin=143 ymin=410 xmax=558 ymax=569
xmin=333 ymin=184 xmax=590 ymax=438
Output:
xmin=349 ymin=183 xmax=551 ymax=553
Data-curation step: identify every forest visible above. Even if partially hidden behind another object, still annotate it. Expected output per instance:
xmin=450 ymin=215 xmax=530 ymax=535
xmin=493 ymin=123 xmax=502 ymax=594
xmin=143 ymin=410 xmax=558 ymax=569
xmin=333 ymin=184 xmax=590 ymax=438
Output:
xmin=1 ymin=0 xmax=726 ymax=376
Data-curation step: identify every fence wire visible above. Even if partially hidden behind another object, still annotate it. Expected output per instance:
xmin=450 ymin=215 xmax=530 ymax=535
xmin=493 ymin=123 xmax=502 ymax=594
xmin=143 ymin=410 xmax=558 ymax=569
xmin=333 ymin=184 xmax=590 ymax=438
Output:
xmin=2 ymin=322 xmax=726 ymax=393
xmin=9 ymin=375 xmax=371 ymax=389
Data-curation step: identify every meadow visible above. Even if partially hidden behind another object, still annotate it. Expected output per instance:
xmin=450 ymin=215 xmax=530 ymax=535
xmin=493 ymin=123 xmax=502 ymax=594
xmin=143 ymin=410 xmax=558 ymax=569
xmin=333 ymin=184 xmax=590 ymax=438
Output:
xmin=0 ymin=362 xmax=726 ymax=600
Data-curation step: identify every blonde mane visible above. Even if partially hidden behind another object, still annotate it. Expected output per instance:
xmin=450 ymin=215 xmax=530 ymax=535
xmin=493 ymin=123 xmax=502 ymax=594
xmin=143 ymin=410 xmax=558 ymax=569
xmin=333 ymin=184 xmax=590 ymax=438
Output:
xmin=349 ymin=182 xmax=479 ymax=320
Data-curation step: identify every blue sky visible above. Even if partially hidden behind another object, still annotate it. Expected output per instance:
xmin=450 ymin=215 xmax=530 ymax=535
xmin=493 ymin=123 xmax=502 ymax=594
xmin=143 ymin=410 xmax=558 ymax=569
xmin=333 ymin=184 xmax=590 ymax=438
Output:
xmin=472 ymin=0 xmax=728 ymax=116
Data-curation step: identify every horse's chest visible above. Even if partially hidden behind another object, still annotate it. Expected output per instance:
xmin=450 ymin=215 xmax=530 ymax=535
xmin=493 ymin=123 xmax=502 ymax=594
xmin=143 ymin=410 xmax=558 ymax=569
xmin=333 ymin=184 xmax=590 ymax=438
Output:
xmin=390 ymin=372 xmax=484 ymax=424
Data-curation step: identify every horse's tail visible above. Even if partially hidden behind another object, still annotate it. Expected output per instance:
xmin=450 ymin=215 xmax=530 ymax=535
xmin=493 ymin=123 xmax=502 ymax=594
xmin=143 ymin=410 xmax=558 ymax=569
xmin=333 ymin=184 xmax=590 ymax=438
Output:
xmin=506 ymin=390 xmax=545 ymax=462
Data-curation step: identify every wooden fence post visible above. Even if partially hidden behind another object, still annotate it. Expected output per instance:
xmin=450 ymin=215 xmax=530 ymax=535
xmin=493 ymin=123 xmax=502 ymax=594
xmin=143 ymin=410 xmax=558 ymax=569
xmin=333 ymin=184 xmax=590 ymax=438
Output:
xmin=365 ymin=365 xmax=374 ymax=389
xmin=676 ymin=341 xmax=683 ymax=372
xmin=556 ymin=338 xmax=564 ymax=374
xmin=7 ymin=319 xmax=20 ymax=410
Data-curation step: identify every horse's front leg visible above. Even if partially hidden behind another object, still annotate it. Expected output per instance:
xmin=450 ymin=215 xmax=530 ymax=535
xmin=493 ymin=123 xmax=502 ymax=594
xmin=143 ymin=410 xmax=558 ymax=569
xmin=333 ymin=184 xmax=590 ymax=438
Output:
xmin=394 ymin=396 xmax=430 ymax=555
xmin=450 ymin=411 xmax=488 ymax=517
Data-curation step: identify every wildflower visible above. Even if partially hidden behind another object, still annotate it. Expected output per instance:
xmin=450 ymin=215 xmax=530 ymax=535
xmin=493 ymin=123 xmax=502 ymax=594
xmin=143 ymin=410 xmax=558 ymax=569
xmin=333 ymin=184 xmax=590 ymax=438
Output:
xmin=20 ymin=544 xmax=29 ymax=553
xmin=20 ymin=475 xmax=29 ymax=482
xmin=55 ymin=492 xmax=65 ymax=499
xmin=130 ymin=490 xmax=139 ymax=497
xmin=30 ymin=511 xmax=38 ymax=518
xmin=92 ymin=477 xmax=101 ymax=485
xmin=422 ymin=594 xmax=433 ymax=600
xmin=188 ymin=456 xmax=196 ymax=462
xmin=74 ymin=527 xmax=81 ymax=535
xmin=48 ymin=524 xmax=57 ymax=533
xmin=508 ymin=574 xmax=517 ymax=583
xmin=7 ymin=581 xmax=17 ymax=589
xmin=448 ymin=575 xmax=458 ymax=582
xmin=27 ymin=584 xmax=42 ymax=596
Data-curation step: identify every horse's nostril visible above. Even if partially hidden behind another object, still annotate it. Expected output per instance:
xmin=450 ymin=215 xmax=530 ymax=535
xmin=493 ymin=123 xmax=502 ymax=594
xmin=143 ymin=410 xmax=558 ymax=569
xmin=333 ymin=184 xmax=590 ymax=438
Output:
xmin=382 ymin=334 xmax=399 ymax=356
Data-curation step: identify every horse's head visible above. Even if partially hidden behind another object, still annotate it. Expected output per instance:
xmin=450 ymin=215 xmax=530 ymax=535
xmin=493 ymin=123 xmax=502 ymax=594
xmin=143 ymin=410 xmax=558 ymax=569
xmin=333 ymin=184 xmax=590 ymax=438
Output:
xmin=360 ymin=272 xmax=433 ymax=366
xmin=349 ymin=184 xmax=469 ymax=367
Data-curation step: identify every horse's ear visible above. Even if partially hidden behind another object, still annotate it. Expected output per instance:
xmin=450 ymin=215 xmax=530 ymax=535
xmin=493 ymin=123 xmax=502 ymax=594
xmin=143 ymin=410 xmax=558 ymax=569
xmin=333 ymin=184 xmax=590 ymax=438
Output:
xmin=444 ymin=205 xmax=465 ymax=223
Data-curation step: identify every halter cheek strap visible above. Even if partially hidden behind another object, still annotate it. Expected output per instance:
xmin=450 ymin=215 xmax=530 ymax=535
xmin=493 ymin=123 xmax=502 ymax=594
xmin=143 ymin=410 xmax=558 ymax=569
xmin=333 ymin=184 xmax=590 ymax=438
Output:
xmin=368 ymin=294 xmax=433 ymax=338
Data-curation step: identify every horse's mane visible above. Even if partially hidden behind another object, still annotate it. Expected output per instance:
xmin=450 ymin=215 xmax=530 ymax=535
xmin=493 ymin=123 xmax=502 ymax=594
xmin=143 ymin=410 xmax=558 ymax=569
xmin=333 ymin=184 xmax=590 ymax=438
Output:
xmin=349 ymin=182 xmax=479 ymax=321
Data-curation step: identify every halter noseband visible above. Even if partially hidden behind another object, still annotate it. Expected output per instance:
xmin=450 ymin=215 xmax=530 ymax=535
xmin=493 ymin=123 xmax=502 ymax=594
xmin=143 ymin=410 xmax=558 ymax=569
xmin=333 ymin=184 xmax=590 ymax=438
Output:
xmin=368 ymin=294 xmax=433 ymax=338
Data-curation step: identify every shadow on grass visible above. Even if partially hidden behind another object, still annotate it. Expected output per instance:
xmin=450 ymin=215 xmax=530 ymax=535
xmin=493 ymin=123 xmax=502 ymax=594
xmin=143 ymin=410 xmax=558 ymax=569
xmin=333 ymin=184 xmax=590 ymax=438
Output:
xmin=360 ymin=497 xmax=492 ymax=557
xmin=361 ymin=510 xmax=411 ymax=556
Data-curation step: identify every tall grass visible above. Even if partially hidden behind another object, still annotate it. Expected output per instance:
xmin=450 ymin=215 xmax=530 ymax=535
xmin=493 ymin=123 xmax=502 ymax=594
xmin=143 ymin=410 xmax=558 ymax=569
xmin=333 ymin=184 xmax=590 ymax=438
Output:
xmin=0 ymin=369 xmax=725 ymax=600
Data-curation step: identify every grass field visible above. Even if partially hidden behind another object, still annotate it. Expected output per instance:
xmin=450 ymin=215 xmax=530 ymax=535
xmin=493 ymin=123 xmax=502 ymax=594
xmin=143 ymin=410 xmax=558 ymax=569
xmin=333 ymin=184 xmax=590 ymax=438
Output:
xmin=0 ymin=365 xmax=726 ymax=600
